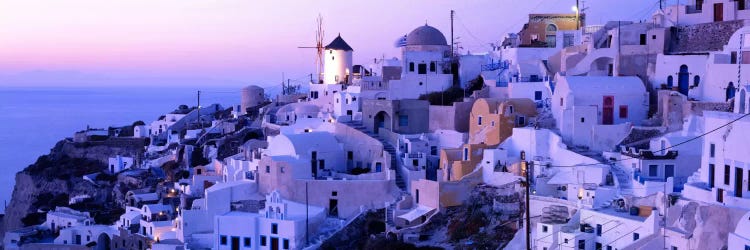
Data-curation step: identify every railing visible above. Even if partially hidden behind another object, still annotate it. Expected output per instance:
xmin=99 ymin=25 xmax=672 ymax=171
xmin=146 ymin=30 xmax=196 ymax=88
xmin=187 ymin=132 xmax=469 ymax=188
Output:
xmin=481 ymin=61 xmax=509 ymax=71
xmin=584 ymin=25 xmax=604 ymax=34
xmin=404 ymin=152 xmax=424 ymax=159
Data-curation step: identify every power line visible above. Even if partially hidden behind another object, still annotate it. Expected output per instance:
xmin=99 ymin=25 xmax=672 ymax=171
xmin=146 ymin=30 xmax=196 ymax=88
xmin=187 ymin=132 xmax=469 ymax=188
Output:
xmin=547 ymin=112 xmax=750 ymax=168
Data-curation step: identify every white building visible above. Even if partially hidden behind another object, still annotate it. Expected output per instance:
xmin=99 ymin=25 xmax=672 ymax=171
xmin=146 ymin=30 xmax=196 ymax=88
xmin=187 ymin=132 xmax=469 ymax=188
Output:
xmin=364 ymin=24 xmax=453 ymax=100
xmin=108 ymin=155 xmax=135 ymax=173
xmin=552 ymin=75 xmax=648 ymax=147
xmin=214 ymin=190 xmax=325 ymax=250
xmin=683 ymin=111 xmax=750 ymax=207
xmin=41 ymin=207 xmax=93 ymax=234
xmin=728 ymin=211 xmax=750 ymax=250
xmin=53 ymin=225 xmax=118 ymax=247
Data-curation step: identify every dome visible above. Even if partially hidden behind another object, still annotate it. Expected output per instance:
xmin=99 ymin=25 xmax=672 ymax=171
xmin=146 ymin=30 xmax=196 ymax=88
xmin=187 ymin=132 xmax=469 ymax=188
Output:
xmin=406 ymin=25 xmax=448 ymax=46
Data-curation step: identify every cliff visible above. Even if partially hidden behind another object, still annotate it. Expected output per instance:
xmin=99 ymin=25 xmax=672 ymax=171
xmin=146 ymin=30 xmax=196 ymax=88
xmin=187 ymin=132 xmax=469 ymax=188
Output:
xmin=3 ymin=137 xmax=148 ymax=233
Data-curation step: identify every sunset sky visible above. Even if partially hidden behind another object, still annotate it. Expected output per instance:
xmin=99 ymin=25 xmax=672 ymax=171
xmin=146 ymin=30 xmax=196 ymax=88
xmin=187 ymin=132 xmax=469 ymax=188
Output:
xmin=0 ymin=0 xmax=658 ymax=87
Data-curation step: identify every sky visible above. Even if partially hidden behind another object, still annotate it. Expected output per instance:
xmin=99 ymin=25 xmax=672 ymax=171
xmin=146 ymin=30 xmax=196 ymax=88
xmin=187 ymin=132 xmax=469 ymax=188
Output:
xmin=0 ymin=0 xmax=661 ymax=88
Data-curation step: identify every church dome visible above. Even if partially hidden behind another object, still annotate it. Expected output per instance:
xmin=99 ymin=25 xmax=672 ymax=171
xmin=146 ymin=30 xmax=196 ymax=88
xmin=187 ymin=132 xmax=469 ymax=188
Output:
xmin=406 ymin=25 xmax=448 ymax=46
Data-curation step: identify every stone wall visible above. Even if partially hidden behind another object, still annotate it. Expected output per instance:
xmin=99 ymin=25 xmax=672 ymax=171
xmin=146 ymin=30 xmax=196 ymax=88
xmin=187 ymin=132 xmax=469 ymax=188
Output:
xmin=670 ymin=20 xmax=748 ymax=53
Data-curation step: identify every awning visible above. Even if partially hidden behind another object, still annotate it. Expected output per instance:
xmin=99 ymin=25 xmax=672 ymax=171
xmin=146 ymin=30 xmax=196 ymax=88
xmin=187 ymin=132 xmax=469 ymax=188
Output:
xmin=397 ymin=205 xmax=436 ymax=223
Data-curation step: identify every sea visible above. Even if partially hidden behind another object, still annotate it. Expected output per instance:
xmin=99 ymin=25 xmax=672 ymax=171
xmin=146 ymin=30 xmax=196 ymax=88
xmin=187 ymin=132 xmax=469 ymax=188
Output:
xmin=0 ymin=85 xmax=272 ymax=214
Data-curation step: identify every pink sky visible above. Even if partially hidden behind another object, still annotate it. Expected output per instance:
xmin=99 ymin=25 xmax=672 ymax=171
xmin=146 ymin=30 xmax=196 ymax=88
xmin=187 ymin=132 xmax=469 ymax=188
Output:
xmin=0 ymin=0 xmax=653 ymax=87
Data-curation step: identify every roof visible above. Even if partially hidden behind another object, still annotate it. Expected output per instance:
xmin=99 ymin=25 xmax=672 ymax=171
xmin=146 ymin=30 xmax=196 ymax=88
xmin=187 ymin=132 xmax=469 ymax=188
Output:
xmin=397 ymin=205 xmax=436 ymax=222
xmin=267 ymin=132 xmax=340 ymax=157
xmin=406 ymin=25 xmax=448 ymax=46
xmin=561 ymin=76 xmax=645 ymax=94
xmin=325 ymin=34 xmax=353 ymax=51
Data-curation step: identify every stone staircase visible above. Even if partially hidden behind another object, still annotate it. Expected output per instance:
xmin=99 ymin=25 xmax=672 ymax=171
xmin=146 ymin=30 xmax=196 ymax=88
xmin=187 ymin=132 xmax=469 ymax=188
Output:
xmin=610 ymin=163 xmax=634 ymax=195
xmin=343 ymin=120 xmax=407 ymax=191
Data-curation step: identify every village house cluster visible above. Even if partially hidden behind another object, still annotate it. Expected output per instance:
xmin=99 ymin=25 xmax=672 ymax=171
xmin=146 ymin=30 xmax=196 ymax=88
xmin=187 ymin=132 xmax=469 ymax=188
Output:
xmin=7 ymin=0 xmax=750 ymax=249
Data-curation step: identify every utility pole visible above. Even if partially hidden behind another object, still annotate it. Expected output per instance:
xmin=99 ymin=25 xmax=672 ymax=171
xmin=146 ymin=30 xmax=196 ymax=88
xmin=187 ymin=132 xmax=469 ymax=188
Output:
xmin=521 ymin=151 xmax=531 ymax=250
xmin=451 ymin=10 xmax=455 ymax=57
xmin=197 ymin=90 xmax=202 ymax=131
xmin=576 ymin=0 xmax=581 ymax=30
xmin=306 ymin=181 xmax=309 ymax=246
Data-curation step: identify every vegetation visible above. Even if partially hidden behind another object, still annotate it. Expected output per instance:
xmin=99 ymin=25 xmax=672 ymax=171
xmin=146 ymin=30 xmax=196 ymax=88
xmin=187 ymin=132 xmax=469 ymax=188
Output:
xmin=24 ymin=155 xmax=104 ymax=181
xmin=190 ymin=146 xmax=210 ymax=167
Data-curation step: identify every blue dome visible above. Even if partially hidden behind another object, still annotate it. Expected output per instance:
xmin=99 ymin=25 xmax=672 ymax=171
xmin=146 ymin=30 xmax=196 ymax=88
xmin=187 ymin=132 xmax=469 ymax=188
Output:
xmin=406 ymin=25 xmax=448 ymax=46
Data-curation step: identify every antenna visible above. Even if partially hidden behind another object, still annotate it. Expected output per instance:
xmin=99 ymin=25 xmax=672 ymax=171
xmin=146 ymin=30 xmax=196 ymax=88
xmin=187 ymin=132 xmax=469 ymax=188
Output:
xmin=298 ymin=14 xmax=325 ymax=84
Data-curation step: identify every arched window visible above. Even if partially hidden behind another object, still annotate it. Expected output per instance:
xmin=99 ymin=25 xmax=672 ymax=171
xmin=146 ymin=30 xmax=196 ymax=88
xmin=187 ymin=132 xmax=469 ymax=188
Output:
xmin=667 ymin=75 xmax=674 ymax=88
xmin=545 ymin=24 xmax=558 ymax=48
xmin=546 ymin=24 xmax=558 ymax=32
xmin=694 ymin=75 xmax=700 ymax=86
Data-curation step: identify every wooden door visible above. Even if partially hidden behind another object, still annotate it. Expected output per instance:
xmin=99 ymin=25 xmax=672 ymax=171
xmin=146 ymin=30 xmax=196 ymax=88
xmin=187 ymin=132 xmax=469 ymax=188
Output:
xmin=714 ymin=3 xmax=723 ymax=22
xmin=602 ymin=96 xmax=614 ymax=125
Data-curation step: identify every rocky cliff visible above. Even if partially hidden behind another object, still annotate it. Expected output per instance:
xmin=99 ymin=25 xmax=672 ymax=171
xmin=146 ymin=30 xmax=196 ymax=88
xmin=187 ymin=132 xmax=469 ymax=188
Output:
xmin=3 ymin=137 xmax=148 ymax=232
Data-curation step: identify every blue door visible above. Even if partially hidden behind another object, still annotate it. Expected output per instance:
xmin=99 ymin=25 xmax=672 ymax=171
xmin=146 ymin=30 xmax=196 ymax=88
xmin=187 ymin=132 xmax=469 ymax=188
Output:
xmin=678 ymin=65 xmax=690 ymax=96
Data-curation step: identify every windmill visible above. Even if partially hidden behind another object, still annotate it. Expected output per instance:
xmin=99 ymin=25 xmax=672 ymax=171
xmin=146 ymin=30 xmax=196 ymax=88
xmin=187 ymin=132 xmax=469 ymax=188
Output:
xmin=298 ymin=14 xmax=325 ymax=84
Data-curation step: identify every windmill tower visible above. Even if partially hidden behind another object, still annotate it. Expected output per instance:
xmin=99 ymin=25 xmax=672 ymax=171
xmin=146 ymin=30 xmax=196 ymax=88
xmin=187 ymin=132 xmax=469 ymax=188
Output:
xmin=298 ymin=14 xmax=325 ymax=84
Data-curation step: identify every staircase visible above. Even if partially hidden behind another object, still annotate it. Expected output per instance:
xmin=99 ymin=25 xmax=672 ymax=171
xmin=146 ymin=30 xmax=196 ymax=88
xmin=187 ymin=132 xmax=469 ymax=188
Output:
xmin=343 ymin=120 xmax=407 ymax=191
xmin=610 ymin=164 xmax=634 ymax=195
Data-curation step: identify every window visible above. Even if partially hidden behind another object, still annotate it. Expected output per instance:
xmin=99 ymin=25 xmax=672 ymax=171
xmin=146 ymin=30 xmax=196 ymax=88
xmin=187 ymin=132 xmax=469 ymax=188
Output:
xmin=272 ymin=223 xmax=278 ymax=234
xmin=596 ymin=224 xmax=602 ymax=236
xmin=478 ymin=116 xmax=483 ymax=125
xmin=578 ymin=239 xmax=585 ymax=250
xmin=261 ymin=236 xmax=267 ymax=246
xmin=508 ymin=106 xmax=514 ymax=114
xmin=431 ymin=146 xmax=437 ymax=155
xmin=580 ymin=117 xmax=585 ymax=123
xmin=265 ymin=166 xmax=270 ymax=173
xmin=220 ymin=235 xmax=227 ymax=245
xmin=640 ymin=34 xmax=647 ymax=45
xmin=633 ymin=233 xmax=640 ymax=241
xmin=542 ymin=225 xmax=548 ymax=233
xmin=418 ymin=64 xmax=427 ymax=74
xmin=491 ymin=121 xmax=495 ymax=126
xmin=649 ymin=165 xmax=658 ymax=177
xmin=399 ymin=115 xmax=408 ymax=126
xmin=652 ymin=35 xmax=656 ymax=39
xmin=725 ymin=165 xmax=731 ymax=185
xmin=710 ymin=143 xmax=715 ymax=157
xmin=564 ymin=34 xmax=575 ymax=47
xmin=409 ymin=62 xmax=414 ymax=72
xmin=564 ymin=238 xmax=569 ymax=244
xmin=560 ymin=97 xmax=564 ymax=106
xmin=332 ymin=191 xmax=337 ymax=196
xmin=672 ymin=246 xmax=678 ymax=250
xmin=283 ymin=239 xmax=290 ymax=249
xmin=732 ymin=52 xmax=738 ymax=64
xmin=244 ymin=237 xmax=251 ymax=247
xmin=619 ymin=105 xmax=628 ymax=118
xmin=517 ymin=116 xmax=526 ymax=126
xmin=280 ymin=167 xmax=285 ymax=173
xmin=430 ymin=62 xmax=436 ymax=72
xmin=463 ymin=147 xmax=469 ymax=161
xmin=534 ymin=91 xmax=542 ymax=100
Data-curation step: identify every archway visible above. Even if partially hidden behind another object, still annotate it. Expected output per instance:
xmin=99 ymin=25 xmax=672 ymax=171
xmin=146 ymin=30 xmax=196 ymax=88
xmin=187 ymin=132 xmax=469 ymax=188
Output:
xmin=727 ymin=82 xmax=736 ymax=101
xmin=94 ymin=233 xmax=111 ymax=250
xmin=678 ymin=65 xmax=689 ymax=96
xmin=373 ymin=111 xmax=391 ymax=134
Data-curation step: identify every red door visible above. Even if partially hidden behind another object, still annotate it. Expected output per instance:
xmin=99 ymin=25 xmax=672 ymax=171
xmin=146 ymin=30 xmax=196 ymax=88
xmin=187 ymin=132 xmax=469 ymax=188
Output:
xmin=714 ymin=3 xmax=723 ymax=22
xmin=603 ymin=96 xmax=614 ymax=125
